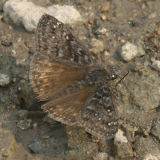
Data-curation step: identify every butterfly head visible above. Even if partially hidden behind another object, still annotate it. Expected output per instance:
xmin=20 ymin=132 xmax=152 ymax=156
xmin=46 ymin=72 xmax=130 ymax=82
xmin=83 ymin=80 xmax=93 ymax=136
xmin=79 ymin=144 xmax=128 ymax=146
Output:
xmin=105 ymin=66 xmax=119 ymax=81
xmin=110 ymin=72 xmax=118 ymax=80
xmin=106 ymin=65 xmax=129 ymax=86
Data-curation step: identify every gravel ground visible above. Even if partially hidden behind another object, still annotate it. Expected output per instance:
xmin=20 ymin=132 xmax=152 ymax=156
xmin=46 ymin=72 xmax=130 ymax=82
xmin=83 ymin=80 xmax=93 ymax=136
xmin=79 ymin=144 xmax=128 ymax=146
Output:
xmin=0 ymin=0 xmax=160 ymax=160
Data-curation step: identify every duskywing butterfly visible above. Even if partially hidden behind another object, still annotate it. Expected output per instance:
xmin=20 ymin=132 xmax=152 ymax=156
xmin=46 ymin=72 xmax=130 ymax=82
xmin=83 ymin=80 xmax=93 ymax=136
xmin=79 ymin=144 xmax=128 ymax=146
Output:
xmin=29 ymin=14 xmax=118 ymax=140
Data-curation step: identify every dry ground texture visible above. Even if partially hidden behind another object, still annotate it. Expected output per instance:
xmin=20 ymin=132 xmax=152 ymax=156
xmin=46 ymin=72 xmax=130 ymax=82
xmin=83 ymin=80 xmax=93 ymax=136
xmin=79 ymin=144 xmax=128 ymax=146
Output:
xmin=0 ymin=0 xmax=160 ymax=160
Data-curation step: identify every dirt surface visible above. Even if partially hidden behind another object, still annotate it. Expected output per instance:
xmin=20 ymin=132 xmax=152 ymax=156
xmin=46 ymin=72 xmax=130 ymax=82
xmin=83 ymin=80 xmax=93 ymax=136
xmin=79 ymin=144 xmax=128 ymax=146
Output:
xmin=0 ymin=0 xmax=160 ymax=160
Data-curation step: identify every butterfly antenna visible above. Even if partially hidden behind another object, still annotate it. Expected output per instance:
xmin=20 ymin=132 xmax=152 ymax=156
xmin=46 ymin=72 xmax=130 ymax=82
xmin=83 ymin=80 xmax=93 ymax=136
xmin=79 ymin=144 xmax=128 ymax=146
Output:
xmin=115 ymin=71 xmax=129 ymax=86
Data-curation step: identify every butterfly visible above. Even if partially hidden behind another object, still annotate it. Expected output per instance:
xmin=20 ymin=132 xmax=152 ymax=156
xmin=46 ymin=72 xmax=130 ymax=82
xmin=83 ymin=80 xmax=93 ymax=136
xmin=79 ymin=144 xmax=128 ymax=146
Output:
xmin=29 ymin=14 xmax=118 ymax=140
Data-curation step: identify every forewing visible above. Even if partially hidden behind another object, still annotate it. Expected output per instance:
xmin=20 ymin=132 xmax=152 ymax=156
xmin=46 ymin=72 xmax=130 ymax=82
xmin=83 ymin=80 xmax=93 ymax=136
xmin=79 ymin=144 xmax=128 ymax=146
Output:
xmin=41 ymin=87 xmax=95 ymax=125
xmin=30 ymin=53 xmax=86 ymax=101
xmin=36 ymin=14 xmax=97 ymax=65
xmin=78 ymin=85 xmax=118 ymax=140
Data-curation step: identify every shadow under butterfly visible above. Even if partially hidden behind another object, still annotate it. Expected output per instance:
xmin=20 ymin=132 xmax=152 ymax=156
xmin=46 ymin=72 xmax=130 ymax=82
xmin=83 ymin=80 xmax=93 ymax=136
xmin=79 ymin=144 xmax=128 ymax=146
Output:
xmin=30 ymin=14 xmax=121 ymax=140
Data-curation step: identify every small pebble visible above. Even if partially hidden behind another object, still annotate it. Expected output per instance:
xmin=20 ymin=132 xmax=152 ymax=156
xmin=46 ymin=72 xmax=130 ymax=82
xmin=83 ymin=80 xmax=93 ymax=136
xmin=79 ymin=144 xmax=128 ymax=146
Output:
xmin=114 ymin=129 xmax=134 ymax=158
xmin=11 ymin=49 xmax=16 ymax=56
xmin=120 ymin=42 xmax=145 ymax=61
xmin=101 ymin=2 xmax=110 ymax=12
xmin=0 ymin=73 xmax=10 ymax=86
xmin=33 ymin=122 xmax=38 ymax=129
xmin=11 ymin=105 xmax=16 ymax=109
xmin=90 ymin=38 xmax=104 ymax=54
xmin=104 ymin=50 xmax=110 ymax=57
xmin=97 ymin=27 xmax=108 ymax=35
xmin=12 ymin=77 xmax=16 ymax=83
xmin=141 ymin=4 xmax=146 ymax=9
xmin=101 ymin=15 xmax=106 ymax=21
xmin=152 ymin=60 xmax=160 ymax=71
xmin=114 ymin=129 xmax=128 ymax=143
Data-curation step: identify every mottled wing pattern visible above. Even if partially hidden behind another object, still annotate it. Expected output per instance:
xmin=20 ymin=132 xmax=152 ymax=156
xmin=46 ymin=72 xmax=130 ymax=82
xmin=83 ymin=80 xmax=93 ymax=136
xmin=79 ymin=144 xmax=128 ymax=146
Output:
xmin=78 ymin=85 xmax=118 ymax=140
xmin=42 ymin=87 xmax=95 ymax=125
xmin=30 ymin=14 xmax=97 ymax=100
xmin=30 ymin=14 xmax=118 ymax=140
xmin=30 ymin=53 xmax=87 ymax=101
xmin=35 ymin=14 xmax=96 ymax=65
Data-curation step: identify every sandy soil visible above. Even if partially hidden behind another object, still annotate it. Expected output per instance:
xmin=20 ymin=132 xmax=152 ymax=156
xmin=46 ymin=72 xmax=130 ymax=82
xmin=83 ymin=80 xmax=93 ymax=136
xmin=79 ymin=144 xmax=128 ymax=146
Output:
xmin=0 ymin=0 xmax=160 ymax=160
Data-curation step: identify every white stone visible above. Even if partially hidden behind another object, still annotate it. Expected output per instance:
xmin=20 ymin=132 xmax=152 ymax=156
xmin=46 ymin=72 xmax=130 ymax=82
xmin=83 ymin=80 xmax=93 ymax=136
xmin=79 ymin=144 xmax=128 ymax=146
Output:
xmin=90 ymin=38 xmax=104 ymax=53
xmin=152 ymin=60 xmax=160 ymax=71
xmin=0 ymin=73 xmax=10 ymax=86
xmin=121 ymin=42 xmax=145 ymax=61
xmin=3 ymin=0 xmax=82 ymax=32
xmin=97 ymin=27 xmax=108 ymax=35
xmin=114 ymin=129 xmax=128 ymax=143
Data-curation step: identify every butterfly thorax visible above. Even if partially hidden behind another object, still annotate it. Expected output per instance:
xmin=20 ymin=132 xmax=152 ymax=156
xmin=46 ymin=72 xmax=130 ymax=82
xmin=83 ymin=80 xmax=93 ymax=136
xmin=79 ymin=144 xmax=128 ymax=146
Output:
xmin=85 ymin=66 xmax=112 ymax=86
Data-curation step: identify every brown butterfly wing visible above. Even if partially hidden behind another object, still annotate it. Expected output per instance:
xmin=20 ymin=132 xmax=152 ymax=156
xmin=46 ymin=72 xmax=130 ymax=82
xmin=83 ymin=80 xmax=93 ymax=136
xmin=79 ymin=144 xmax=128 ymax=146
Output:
xmin=35 ymin=14 xmax=96 ymax=65
xmin=30 ymin=53 xmax=87 ymax=101
xmin=78 ymin=86 xmax=118 ymax=140
xmin=42 ymin=87 xmax=95 ymax=125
